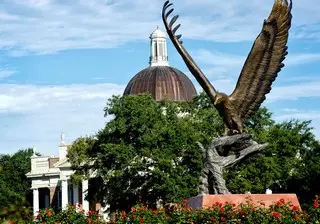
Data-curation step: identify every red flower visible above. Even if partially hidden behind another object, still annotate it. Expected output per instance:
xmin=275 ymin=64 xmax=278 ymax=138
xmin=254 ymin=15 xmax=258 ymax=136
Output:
xmin=271 ymin=212 xmax=281 ymax=219
xmin=152 ymin=210 xmax=157 ymax=214
xmin=292 ymin=205 xmax=299 ymax=211
xmin=45 ymin=209 xmax=52 ymax=216
xmin=314 ymin=201 xmax=319 ymax=208
xmin=131 ymin=207 xmax=136 ymax=212
xmin=220 ymin=207 xmax=224 ymax=213
xmin=121 ymin=211 xmax=126 ymax=219
xmin=183 ymin=199 xmax=187 ymax=204
xmin=221 ymin=217 xmax=226 ymax=222
xmin=277 ymin=199 xmax=285 ymax=206
xmin=295 ymin=215 xmax=300 ymax=220
xmin=240 ymin=210 xmax=246 ymax=216
xmin=209 ymin=216 xmax=214 ymax=221
xmin=140 ymin=217 xmax=145 ymax=223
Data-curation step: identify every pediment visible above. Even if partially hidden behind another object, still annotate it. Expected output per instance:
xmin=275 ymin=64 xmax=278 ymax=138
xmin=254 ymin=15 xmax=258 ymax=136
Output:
xmin=54 ymin=158 xmax=71 ymax=168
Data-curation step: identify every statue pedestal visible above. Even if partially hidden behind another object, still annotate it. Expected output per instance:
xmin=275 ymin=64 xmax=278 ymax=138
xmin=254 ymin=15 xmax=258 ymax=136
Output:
xmin=187 ymin=194 xmax=301 ymax=209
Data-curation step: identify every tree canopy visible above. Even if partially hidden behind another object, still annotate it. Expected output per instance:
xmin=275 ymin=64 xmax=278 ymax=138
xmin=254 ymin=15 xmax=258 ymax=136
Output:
xmin=68 ymin=92 xmax=320 ymax=211
xmin=0 ymin=148 xmax=34 ymax=208
xmin=68 ymin=93 xmax=224 ymax=212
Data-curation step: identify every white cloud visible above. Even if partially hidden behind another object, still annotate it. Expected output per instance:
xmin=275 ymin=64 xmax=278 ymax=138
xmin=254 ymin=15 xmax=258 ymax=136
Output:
xmin=0 ymin=83 xmax=125 ymax=155
xmin=191 ymin=48 xmax=320 ymax=79
xmin=282 ymin=108 xmax=300 ymax=113
xmin=275 ymin=111 xmax=320 ymax=121
xmin=286 ymin=53 xmax=320 ymax=66
xmin=190 ymin=49 xmax=245 ymax=77
xmin=0 ymin=0 xmax=318 ymax=55
xmin=0 ymin=68 xmax=16 ymax=79
xmin=268 ymin=81 xmax=320 ymax=102
xmin=195 ymin=76 xmax=320 ymax=105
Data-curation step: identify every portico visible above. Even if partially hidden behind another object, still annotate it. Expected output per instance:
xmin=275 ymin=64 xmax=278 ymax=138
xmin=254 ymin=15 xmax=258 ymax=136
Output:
xmin=26 ymin=134 xmax=90 ymax=216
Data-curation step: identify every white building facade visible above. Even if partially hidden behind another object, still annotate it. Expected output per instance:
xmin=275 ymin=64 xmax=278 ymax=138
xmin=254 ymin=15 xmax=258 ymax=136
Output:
xmin=26 ymin=134 xmax=91 ymax=216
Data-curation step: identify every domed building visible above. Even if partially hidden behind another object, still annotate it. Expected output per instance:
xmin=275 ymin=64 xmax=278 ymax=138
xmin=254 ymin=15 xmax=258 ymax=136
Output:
xmin=123 ymin=27 xmax=197 ymax=102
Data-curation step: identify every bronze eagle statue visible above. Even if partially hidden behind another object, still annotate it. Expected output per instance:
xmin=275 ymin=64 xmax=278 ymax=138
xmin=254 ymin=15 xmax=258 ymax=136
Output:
xmin=162 ymin=0 xmax=292 ymax=135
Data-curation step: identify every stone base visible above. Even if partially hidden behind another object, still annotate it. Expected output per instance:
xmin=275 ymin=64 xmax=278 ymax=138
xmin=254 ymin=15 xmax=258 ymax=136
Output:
xmin=187 ymin=194 xmax=301 ymax=209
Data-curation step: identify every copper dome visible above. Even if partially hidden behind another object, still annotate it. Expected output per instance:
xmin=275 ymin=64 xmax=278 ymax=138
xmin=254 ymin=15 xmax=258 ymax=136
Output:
xmin=124 ymin=66 xmax=197 ymax=102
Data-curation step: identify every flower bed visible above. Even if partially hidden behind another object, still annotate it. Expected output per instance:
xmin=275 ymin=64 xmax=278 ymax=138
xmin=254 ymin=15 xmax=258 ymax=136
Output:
xmin=112 ymin=196 xmax=320 ymax=223
xmin=1 ymin=205 xmax=106 ymax=224
xmin=34 ymin=205 xmax=105 ymax=224
xmin=2 ymin=196 xmax=320 ymax=223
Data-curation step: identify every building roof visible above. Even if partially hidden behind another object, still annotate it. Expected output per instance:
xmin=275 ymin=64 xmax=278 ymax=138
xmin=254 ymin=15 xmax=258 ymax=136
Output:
xmin=123 ymin=66 xmax=197 ymax=102
xmin=150 ymin=27 xmax=166 ymax=39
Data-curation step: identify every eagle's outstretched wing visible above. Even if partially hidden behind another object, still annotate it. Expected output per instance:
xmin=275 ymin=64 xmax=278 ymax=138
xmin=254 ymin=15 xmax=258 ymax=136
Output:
xmin=162 ymin=0 xmax=218 ymax=101
xmin=229 ymin=0 xmax=292 ymax=122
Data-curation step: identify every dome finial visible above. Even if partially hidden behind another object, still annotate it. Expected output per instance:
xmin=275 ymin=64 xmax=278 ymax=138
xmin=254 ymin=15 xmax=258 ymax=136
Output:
xmin=60 ymin=132 xmax=65 ymax=145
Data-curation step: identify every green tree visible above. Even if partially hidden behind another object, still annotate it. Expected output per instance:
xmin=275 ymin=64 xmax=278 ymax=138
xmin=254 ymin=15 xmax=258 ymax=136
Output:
xmin=68 ymin=93 xmax=224 ymax=212
xmin=0 ymin=148 xmax=34 ymax=208
xmin=226 ymin=119 xmax=319 ymax=197
xmin=68 ymin=92 xmax=320 ymax=212
xmin=274 ymin=124 xmax=320 ymax=207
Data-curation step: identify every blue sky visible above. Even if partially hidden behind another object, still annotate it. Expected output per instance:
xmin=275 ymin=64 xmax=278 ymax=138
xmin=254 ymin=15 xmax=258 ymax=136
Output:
xmin=0 ymin=0 xmax=319 ymax=155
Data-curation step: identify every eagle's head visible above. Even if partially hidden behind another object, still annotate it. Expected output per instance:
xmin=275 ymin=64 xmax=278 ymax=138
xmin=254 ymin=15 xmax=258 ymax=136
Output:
xmin=214 ymin=93 xmax=228 ymax=105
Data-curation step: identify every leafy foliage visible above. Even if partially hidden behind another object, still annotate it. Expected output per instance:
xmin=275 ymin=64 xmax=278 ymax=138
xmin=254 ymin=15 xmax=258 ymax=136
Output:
xmin=68 ymin=92 xmax=320 ymax=213
xmin=113 ymin=196 xmax=320 ymax=223
xmin=1 ymin=205 xmax=106 ymax=224
xmin=68 ymin=93 xmax=223 ymax=212
xmin=2 ymin=197 xmax=320 ymax=223
xmin=226 ymin=118 xmax=320 ymax=204
xmin=0 ymin=148 xmax=34 ymax=209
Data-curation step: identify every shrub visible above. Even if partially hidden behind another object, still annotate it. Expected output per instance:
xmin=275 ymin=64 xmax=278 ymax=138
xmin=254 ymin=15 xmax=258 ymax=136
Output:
xmin=34 ymin=205 xmax=105 ymax=224
xmin=1 ymin=196 xmax=320 ymax=223
xmin=112 ymin=196 xmax=320 ymax=223
xmin=2 ymin=204 xmax=106 ymax=224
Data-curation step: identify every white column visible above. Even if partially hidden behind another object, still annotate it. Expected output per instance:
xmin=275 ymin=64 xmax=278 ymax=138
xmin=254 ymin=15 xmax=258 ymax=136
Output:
xmin=156 ymin=41 xmax=160 ymax=58
xmin=61 ymin=179 xmax=68 ymax=209
xmin=153 ymin=41 xmax=156 ymax=60
xmin=82 ymin=179 xmax=89 ymax=212
xmin=73 ymin=184 xmax=79 ymax=205
xmin=33 ymin=188 xmax=39 ymax=216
